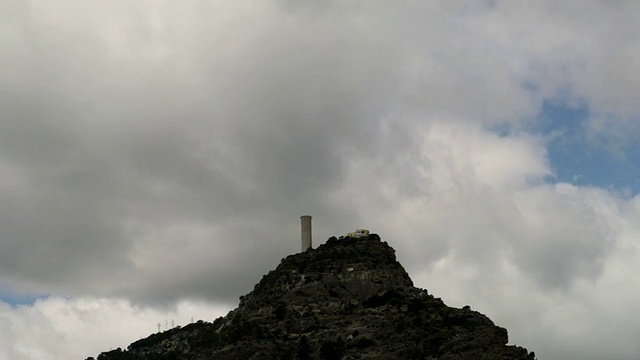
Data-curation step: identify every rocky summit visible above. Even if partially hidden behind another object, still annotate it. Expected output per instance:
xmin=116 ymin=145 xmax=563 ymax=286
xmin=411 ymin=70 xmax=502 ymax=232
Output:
xmin=90 ymin=235 xmax=536 ymax=360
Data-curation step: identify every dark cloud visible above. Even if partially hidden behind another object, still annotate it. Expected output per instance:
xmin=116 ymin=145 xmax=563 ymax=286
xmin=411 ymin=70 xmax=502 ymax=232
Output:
xmin=0 ymin=0 xmax=411 ymax=303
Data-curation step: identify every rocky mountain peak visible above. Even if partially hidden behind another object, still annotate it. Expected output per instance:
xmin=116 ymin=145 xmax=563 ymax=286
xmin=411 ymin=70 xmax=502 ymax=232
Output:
xmin=242 ymin=235 xmax=412 ymax=309
xmin=90 ymin=235 xmax=536 ymax=360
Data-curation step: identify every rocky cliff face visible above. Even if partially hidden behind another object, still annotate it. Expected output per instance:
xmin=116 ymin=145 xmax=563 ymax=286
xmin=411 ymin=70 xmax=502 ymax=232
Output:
xmin=90 ymin=235 xmax=536 ymax=360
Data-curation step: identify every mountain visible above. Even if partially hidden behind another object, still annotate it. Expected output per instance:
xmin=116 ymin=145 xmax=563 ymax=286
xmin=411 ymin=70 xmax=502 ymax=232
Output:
xmin=89 ymin=235 xmax=536 ymax=359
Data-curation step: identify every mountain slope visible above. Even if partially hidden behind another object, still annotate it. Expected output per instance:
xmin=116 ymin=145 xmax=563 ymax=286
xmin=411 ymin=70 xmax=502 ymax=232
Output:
xmin=90 ymin=235 xmax=536 ymax=360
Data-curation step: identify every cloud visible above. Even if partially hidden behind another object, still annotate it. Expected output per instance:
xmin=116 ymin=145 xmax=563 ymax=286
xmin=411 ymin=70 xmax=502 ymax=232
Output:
xmin=0 ymin=0 xmax=397 ymax=300
xmin=336 ymin=121 xmax=611 ymax=289
xmin=335 ymin=120 xmax=640 ymax=359
xmin=1 ymin=1 xmax=640 ymax=359
xmin=0 ymin=296 xmax=231 ymax=360
xmin=435 ymin=190 xmax=640 ymax=360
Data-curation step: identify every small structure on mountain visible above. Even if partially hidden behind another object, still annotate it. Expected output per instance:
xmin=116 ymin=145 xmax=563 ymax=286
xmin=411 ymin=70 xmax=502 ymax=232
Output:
xmin=345 ymin=229 xmax=370 ymax=238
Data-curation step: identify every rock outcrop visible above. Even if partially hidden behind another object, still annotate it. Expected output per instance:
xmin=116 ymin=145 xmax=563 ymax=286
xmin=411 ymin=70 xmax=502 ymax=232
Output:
xmin=90 ymin=235 xmax=536 ymax=360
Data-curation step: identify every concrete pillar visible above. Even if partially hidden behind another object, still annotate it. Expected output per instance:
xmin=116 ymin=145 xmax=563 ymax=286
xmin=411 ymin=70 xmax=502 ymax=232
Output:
xmin=300 ymin=215 xmax=312 ymax=252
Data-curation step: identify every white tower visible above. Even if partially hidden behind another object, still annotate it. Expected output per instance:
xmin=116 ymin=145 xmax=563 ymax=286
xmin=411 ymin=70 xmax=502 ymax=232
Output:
xmin=301 ymin=215 xmax=312 ymax=252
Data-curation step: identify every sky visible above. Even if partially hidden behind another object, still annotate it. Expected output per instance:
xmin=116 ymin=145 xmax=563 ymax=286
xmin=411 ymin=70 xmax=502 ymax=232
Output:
xmin=1 ymin=1 xmax=640 ymax=359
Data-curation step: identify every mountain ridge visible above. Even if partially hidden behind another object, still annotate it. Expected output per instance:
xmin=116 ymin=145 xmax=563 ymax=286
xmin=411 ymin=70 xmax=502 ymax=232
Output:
xmin=89 ymin=235 xmax=536 ymax=359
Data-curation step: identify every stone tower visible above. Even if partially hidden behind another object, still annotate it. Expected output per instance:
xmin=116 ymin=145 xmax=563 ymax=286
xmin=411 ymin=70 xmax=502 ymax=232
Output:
xmin=300 ymin=215 xmax=312 ymax=252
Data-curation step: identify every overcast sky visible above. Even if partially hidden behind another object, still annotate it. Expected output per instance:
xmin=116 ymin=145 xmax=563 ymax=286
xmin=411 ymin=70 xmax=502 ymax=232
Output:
xmin=1 ymin=1 xmax=640 ymax=359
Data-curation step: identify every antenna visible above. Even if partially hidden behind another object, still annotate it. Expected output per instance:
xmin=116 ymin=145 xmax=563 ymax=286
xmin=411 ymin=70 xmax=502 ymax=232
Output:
xmin=157 ymin=323 xmax=161 ymax=333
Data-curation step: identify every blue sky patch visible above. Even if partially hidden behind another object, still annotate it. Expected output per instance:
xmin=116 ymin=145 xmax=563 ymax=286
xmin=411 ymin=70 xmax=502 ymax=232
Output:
xmin=0 ymin=289 xmax=48 ymax=307
xmin=538 ymin=100 xmax=640 ymax=195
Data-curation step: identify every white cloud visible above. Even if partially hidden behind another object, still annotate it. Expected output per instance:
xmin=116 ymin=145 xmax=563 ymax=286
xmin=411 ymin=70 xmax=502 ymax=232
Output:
xmin=338 ymin=120 xmax=640 ymax=359
xmin=0 ymin=297 xmax=230 ymax=360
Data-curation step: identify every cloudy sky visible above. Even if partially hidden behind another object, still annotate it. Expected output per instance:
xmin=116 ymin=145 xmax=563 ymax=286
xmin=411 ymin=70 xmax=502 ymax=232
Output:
xmin=1 ymin=1 xmax=640 ymax=359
